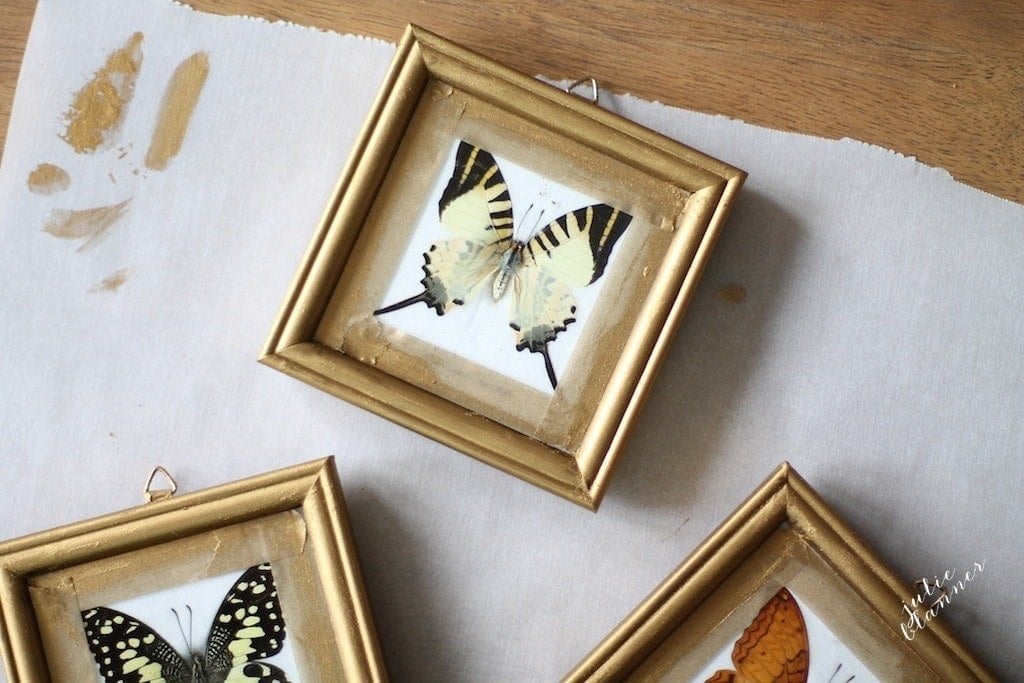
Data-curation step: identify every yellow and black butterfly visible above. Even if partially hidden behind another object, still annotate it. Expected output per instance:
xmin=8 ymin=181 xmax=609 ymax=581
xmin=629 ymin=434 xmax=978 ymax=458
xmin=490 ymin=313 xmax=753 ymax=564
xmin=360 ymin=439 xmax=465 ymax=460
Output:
xmin=80 ymin=563 xmax=289 ymax=683
xmin=375 ymin=141 xmax=632 ymax=389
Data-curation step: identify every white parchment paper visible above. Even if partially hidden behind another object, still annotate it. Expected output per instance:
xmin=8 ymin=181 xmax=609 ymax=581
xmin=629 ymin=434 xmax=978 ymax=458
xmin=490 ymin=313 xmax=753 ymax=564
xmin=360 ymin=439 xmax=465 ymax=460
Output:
xmin=0 ymin=0 xmax=1020 ymax=680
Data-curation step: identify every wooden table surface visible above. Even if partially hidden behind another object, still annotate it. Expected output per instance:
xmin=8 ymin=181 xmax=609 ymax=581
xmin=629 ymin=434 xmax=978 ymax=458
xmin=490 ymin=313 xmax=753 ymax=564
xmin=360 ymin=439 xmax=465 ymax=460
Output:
xmin=1 ymin=1 xmax=1022 ymax=204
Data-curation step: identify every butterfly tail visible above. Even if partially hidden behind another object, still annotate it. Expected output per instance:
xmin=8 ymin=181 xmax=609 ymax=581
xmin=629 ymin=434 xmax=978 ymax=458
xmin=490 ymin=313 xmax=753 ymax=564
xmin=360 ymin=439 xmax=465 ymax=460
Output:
xmin=374 ymin=292 xmax=430 ymax=316
xmin=509 ymin=268 xmax=575 ymax=390
xmin=540 ymin=344 xmax=558 ymax=390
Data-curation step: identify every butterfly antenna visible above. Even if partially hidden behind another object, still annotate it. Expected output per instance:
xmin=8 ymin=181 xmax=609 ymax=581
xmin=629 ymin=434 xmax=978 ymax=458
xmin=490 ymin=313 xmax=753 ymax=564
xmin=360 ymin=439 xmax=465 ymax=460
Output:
xmin=828 ymin=664 xmax=855 ymax=683
xmin=171 ymin=607 xmax=191 ymax=655
xmin=374 ymin=292 xmax=430 ymax=316
xmin=516 ymin=202 xmax=535 ymax=240
xmin=531 ymin=207 xmax=548 ymax=235
xmin=540 ymin=344 xmax=558 ymax=390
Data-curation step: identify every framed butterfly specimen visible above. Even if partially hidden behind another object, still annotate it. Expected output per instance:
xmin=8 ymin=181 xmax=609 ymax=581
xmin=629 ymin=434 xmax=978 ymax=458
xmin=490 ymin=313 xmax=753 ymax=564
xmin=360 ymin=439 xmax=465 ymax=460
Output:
xmin=374 ymin=140 xmax=632 ymax=390
xmin=262 ymin=24 xmax=746 ymax=509
xmin=81 ymin=564 xmax=291 ymax=682
xmin=564 ymin=463 xmax=995 ymax=682
xmin=0 ymin=458 xmax=386 ymax=682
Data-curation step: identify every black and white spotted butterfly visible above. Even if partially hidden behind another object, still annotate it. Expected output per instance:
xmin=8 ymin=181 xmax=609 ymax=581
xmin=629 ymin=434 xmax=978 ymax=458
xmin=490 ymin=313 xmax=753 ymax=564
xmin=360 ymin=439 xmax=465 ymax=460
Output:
xmin=375 ymin=140 xmax=632 ymax=389
xmin=80 ymin=563 xmax=290 ymax=683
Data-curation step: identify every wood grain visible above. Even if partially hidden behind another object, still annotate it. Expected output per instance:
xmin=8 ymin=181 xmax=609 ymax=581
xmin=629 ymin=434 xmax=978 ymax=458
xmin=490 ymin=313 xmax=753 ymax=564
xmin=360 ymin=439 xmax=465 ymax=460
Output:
xmin=1 ymin=0 xmax=1022 ymax=202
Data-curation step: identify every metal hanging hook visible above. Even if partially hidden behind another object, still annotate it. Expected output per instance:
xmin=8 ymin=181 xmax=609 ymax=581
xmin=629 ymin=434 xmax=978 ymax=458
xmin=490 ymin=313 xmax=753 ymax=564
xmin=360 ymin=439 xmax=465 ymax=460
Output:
xmin=564 ymin=77 xmax=599 ymax=104
xmin=144 ymin=465 xmax=178 ymax=503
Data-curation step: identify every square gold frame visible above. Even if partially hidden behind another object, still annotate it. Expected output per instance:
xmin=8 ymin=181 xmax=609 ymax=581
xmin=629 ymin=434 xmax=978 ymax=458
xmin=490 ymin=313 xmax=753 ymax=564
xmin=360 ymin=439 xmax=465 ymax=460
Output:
xmin=0 ymin=457 xmax=386 ymax=682
xmin=260 ymin=25 xmax=745 ymax=510
xmin=564 ymin=463 xmax=994 ymax=681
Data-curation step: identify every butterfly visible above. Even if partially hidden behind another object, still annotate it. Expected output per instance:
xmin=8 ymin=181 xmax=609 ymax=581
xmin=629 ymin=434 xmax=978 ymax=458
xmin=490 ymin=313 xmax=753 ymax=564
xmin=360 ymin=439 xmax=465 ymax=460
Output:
xmin=80 ymin=563 xmax=290 ymax=683
xmin=374 ymin=140 xmax=632 ymax=390
xmin=705 ymin=587 xmax=809 ymax=683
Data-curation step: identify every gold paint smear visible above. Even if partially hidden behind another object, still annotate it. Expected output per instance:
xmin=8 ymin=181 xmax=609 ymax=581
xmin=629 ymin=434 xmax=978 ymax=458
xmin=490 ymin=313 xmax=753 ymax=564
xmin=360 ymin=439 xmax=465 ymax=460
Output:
xmin=61 ymin=32 xmax=144 ymax=153
xmin=145 ymin=52 xmax=209 ymax=171
xmin=43 ymin=200 xmax=131 ymax=252
xmin=27 ymin=163 xmax=71 ymax=195
xmin=716 ymin=284 xmax=747 ymax=304
xmin=89 ymin=268 xmax=130 ymax=293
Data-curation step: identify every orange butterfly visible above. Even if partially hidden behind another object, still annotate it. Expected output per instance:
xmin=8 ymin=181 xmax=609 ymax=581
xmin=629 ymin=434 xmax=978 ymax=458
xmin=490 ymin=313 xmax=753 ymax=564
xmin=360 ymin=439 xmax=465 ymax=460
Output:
xmin=705 ymin=587 xmax=809 ymax=683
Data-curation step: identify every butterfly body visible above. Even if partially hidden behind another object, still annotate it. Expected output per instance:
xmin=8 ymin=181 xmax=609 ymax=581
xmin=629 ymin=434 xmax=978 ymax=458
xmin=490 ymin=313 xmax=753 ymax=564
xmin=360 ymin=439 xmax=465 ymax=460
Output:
xmin=189 ymin=653 xmax=207 ymax=682
xmin=181 ymin=651 xmax=225 ymax=683
xmin=376 ymin=141 xmax=632 ymax=389
xmin=177 ymin=656 xmax=284 ymax=683
xmin=81 ymin=564 xmax=290 ymax=683
xmin=492 ymin=241 xmax=524 ymax=300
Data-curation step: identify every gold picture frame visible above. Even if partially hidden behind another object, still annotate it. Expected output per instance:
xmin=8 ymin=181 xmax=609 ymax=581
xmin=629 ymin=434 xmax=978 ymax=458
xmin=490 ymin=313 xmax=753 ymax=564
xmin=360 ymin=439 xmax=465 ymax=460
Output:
xmin=261 ymin=24 xmax=745 ymax=510
xmin=565 ymin=463 xmax=994 ymax=681
xmin=0 ymin=458 xmax=386 ymax=682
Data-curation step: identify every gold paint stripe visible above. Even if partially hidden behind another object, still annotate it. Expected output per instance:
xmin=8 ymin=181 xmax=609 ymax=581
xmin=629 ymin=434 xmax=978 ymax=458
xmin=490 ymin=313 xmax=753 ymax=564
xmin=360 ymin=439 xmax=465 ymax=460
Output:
xmin=61 ymin=33 xmax=144 ymax=154
xmin=144 ymin=52 xmax=210 ymax=171
xmin=26 ymin=163 xmax=70 ymax=195
xmin=43 ymin=200 xmax=131 ymax=252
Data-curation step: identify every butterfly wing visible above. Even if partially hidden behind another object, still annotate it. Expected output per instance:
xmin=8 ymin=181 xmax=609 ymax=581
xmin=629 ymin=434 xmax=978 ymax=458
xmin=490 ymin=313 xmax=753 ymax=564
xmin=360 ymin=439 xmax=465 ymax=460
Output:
xmin=375 ymin=141 xmax=511 ymax=317
xmin=81 ymin=606 xmax=191 ymax=683
xmin=511 ymin=204 xmax=631 ymax=388
xmin=705 ymin=673 xmax=738 ymax=683
xmin=417 ymin=238 xmax=504 ymax=315
xmin=438 ymin=141 xmax=515 ymax=245
xmin=521 ymin=204 xmax=631 ymax=288
xmin=510 ymin=265 xmax=577 ymax=388
xmin=705 ymin=588 xmax=810 ymax=683
xmin=223 ymin=661 xmax=291 ymax=682
xmin=204 ymin=564 xmax=287 ymax=674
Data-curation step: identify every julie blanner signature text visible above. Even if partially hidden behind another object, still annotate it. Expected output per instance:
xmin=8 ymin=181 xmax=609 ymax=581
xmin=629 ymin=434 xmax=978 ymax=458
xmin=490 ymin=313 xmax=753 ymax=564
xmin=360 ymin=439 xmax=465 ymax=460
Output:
xmin=901 ymin=560 xmax=986 ymax=640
